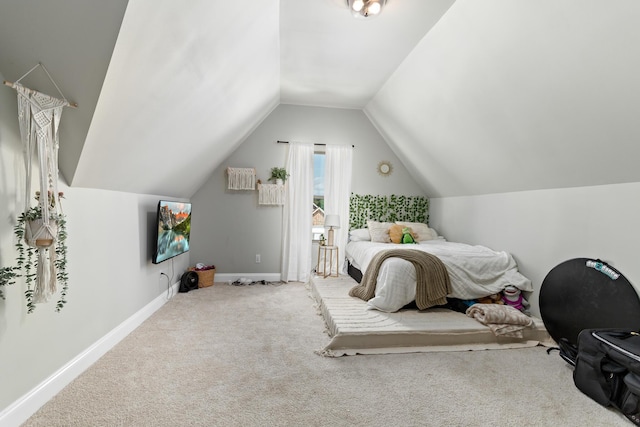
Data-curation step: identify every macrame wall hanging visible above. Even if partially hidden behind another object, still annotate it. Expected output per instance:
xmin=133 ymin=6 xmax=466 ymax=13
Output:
xmin=4 ymin=63 xmax=76 ymax=311
xmin=258 ymin=183 xmax=286 ymax=205
xmin=226 ymin=167 xmax=256 ymax=190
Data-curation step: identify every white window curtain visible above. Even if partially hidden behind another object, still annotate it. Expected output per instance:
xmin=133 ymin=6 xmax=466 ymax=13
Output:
xmin=324 ymin=144 xmax=353 ymax=275
xmin=281 ymin=142 xmax=315 ymax=282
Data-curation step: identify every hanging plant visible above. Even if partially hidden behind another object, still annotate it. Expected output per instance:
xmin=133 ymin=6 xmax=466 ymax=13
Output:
xmin=11 ymin=191 xmax=69 ymax=313
xmin=5 ymin=78 xmax=71 ymax=313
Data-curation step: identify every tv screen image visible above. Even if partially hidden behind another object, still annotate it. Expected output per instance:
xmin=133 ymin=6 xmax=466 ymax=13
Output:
xmin=153 ymin=200 xmax=192 ymax=264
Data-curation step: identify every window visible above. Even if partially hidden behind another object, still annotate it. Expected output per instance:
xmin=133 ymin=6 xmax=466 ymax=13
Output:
xmin=312 ymin=152 xmax=325 ymax=240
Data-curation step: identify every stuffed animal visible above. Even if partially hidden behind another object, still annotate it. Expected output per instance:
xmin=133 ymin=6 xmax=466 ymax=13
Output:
xmin=476 ymin=293 xmax=504 ymax=305
xmin=401 ymin=227 xmax=416 ymax=244
xmin=389 ymin=224 xmax=418 ymax=244
xmin=502 ymin=285 xmax=530 ymax=314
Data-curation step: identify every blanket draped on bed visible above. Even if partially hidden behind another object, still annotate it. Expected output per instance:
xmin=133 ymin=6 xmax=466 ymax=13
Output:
xmin=349 ymin=249 xmax=451 ymax=310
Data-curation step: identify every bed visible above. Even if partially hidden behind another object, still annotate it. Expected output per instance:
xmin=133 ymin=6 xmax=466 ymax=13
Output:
xmin=312 ymin=196 xmax=548 ymax=355
xmin=345 ymin=223 xmax=533 ymax=313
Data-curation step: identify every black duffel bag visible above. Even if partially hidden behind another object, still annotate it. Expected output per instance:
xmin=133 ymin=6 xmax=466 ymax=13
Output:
xmin=574 ymin=329 xmax=640 ymax=425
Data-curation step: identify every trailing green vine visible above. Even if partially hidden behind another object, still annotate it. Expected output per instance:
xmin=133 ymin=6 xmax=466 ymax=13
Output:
xmin=11 ymin=206 xmax=69 ymax=313
xmin=54 ymin=215 xmax=69 ymax=312
xmin=15 ymin=211 xmax=35 ymax=312
xmin=0 ymin=266 xmax=19 ymax=300
xmin=349 ymin=193 xmax=429 ymax=230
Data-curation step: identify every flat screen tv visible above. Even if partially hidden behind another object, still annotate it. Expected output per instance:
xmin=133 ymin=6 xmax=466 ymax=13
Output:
xmin=152 ymin=200 xmax=192 ymax=264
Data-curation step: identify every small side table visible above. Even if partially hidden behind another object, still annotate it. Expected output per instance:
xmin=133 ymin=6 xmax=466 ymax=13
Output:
xmin=317 ymin=245 xmax=339 ymax=278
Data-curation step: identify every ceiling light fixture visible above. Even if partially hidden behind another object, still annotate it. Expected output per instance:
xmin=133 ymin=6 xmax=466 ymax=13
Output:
xmin=347 ymin=0 xmax=387 ymax=19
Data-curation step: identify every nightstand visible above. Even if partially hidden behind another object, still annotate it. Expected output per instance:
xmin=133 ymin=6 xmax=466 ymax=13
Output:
xmin=317 ymin=245 xmax=339 ymax=278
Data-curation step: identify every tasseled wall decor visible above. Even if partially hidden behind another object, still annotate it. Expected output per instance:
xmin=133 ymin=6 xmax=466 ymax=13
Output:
xmin=3 ymin=62 xmax=75 ymax=311
xmin=258 ymin=183 xmax=286 ymax=205
xmin=227 ymin=167 xmax=256 ymax=190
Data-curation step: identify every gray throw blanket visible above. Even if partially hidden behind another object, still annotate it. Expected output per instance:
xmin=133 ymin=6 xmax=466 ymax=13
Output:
xmin=349 ymin=249 xmax=452 ymax=310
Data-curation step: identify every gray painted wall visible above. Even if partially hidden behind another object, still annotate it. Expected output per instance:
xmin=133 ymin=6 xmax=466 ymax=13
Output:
xmin=189 ymin=104 xmax=425 ymax=276
xmin=0 ymin=71 xmax=190 ymax=414
xmin=429 ymin=183 xmax=640 ymax=317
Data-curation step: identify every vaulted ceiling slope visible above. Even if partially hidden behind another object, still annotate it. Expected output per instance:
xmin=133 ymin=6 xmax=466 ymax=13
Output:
xmin=0 ymin=0 xmax=129 ymax=187
xmin=366 ymin=0 xmax=640 ymax=197
xmin=72 ymin=0 xmax=282 ymax=198
xmin=4 ymin=1 xmax=638 ymax=199
xmin=0 ymin=0 xmax=453 ymax=198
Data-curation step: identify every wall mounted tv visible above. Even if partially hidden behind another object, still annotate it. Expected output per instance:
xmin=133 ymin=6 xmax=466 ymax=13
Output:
xmin=152 ymin=200 xmax=192 ymax=264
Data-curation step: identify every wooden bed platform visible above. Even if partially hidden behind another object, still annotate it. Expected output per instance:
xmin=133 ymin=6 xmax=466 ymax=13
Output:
xmin=310 ymin=275 xmax=553 ymax=357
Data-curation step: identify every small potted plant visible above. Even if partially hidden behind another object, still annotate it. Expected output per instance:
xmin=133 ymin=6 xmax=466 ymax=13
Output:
xmin=269 ymin=167 xmax=289 ymax=185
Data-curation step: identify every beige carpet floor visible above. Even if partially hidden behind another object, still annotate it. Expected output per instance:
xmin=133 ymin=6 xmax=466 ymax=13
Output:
xmin=23 ymin=282 xmax=629 ymax=427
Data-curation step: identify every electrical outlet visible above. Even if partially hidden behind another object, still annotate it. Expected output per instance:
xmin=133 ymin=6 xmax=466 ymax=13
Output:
xmin=255 ymin=254 xmax=261 ymax=263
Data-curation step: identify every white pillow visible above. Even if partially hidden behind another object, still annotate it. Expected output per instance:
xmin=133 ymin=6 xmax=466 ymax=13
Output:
xmin=395 ymin=221 xmax=435 ymax=241
xmin=428 ymin=227 xmax=440 ymax=240
xmin=349 ymin=228 xmax=371 ymax=241
xmin=366 ymin=220 xmax=393 ymax=243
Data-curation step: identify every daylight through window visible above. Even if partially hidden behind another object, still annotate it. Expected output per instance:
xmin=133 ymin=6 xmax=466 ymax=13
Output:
xmin=312 ymin=152 xmax=325 ymax=240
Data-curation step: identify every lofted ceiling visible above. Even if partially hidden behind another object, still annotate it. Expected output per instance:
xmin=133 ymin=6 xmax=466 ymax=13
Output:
xmin=2 ymin=0 xmax=640 ymax=199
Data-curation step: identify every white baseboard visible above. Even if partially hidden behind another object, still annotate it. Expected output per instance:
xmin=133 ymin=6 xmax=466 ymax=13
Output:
xmin=0 ymin=281 xmax=180 ymax=427
xmin=215 ymin=273 xmax=282 ymax=284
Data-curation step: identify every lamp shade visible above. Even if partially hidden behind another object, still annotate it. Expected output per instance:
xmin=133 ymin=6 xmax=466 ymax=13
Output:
xmin=324 ymin=214 xmax=340 ymax=229
xmin=347 ymin=0 xmax=387 ymax=19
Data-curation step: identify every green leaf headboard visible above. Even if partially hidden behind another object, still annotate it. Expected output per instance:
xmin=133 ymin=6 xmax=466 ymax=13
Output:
xmin=349 ymin=194 xmax=429 ymax=230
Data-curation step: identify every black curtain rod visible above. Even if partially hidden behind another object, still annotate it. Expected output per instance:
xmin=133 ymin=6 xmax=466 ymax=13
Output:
xmin=277 ymin=140 xmax=354 ymax=148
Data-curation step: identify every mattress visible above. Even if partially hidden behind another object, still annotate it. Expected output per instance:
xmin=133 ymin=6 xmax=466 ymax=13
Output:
xmin=311 ymin=275 xmax=552 ymax=357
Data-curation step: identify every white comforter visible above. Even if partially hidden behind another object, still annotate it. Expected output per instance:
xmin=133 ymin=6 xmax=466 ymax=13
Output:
xmin=346 ymin=240 xmax=532 ymax=312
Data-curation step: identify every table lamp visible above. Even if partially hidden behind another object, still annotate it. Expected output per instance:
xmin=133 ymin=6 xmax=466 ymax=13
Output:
xmin=324 ymin=214 xmax=340 ymax=247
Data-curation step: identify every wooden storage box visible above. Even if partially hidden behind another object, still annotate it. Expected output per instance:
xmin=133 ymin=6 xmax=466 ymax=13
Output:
xmin=189 ymin=267 xmax=216 ymax=288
